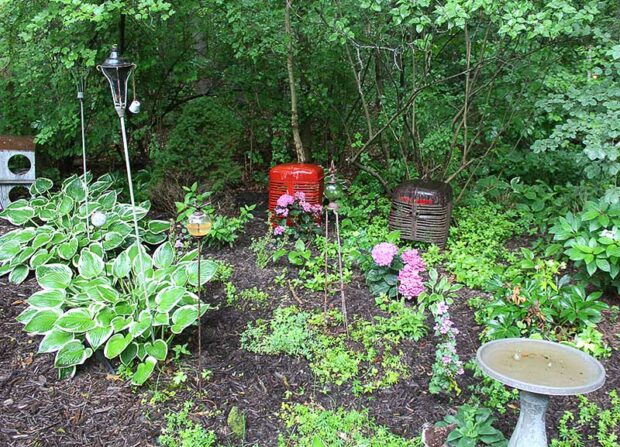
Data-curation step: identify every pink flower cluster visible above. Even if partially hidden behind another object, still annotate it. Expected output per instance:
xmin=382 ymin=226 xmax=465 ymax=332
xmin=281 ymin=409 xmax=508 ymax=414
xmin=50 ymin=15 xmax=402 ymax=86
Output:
xmin=398 ymin=249 xmax=426 ymax=300
xmin=273 ymin=192 xmax=322 ymax=236
xmin=371 ymin=243 xmax=399 ymax=267
xmin=432 ymin=301 xmax=464 ymax=376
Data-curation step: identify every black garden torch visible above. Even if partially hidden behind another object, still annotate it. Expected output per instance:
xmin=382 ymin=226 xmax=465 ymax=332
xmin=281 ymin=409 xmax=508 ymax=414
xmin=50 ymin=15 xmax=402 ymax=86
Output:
xmin=185 ymin=208 xmax=212 ymax=390
xmin=98 ymin=45 xmax=145 ymax=288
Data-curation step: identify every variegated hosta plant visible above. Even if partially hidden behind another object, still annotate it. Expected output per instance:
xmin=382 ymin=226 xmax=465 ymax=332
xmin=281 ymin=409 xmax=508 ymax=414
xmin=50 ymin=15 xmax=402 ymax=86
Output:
xmin=0 ymin=174 xmax=170 ymax=284
xmin=16 ymin=242 xmax=217 ymax=385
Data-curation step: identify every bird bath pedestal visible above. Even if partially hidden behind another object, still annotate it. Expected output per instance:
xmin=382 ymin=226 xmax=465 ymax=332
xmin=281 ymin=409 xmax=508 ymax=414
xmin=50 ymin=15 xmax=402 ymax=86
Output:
xmin=477 ymin=338 xmax=605 ymax=447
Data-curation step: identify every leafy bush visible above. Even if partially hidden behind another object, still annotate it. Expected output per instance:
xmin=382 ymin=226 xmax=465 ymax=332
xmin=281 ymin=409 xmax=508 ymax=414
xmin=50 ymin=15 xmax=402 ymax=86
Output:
xmin=160 ymin=401 xmax=218 ymax=447
xmin=0 ymin=175 xmax=169 ymax=284
xmin=16 ymin=242 xmax=216 ymax=384
xmin=436 ymin=405 xmax=507 ymax=447
xmin=480 ymin=277 xmax=608 ymax=341
xmin=278 ymin=404 xmax=422 ymax=447
xmin=152 ymin=97 xmax=242 ymax=192
xmin=549 ymin=197 xmax=620 ymax=292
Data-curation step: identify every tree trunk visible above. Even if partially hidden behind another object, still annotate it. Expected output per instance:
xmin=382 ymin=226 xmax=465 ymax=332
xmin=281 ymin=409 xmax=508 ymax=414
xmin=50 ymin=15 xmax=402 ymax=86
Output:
xmin=285 ymin=0 xmax=307 ymax=163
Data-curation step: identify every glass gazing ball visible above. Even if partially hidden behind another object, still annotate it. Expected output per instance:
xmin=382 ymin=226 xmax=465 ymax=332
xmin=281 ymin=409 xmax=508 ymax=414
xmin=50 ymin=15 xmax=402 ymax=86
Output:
xmin=91 ymin=211 xmax=107 ymax=228
xmin=186 ymin=210 xmax=212 ymax=238
xmin=324 ymin=181 xmax=344 ymax=202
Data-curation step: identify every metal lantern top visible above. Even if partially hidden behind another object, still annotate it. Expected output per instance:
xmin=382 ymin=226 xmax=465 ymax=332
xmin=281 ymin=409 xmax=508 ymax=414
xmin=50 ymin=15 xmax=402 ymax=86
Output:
xmin=186 ymin=208 xmax=212 ymax=238
xmin=97 ymin=45 xmax=135 ymax=117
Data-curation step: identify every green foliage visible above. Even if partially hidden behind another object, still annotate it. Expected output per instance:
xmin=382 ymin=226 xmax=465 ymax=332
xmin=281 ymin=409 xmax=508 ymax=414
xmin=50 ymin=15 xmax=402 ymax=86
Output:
xmin=565 ymin=326 xmax=612 ymax=359
xmin=551 ymin=390 xmax=620 ymax=447
xmin=17 ymin=243 xmax=217 ymax=384
xmin=0 ymin=174 xmax=169 ymax=284
xmin=479 ymin=277 xmax=608 ymax=341
xmin=549 ymin=197 xmax=620 ymax=292
xmin=465 ymin=360 xmax=518 ymax=415
xmin=437 ymin=405 xmax=507 ymax=447
xmin=153 ymin=97 xmax=242 ymax=192
xmin=159 ymin=401 xmax=218 ymax=447
xmin=227 ymin=406 xmax=246 ymax=441
xmin=278 ymin=404 xmax=422 ymax=447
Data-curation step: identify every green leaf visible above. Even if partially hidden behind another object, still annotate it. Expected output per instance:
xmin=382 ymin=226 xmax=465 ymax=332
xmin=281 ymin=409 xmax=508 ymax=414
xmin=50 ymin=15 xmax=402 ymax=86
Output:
xmin=29 ymin=178 xmax=53 ymax=195
xmin=104 ymin=333 xmax=133 ymax=359
xmin=120 ymin=342 xmax=138 ymax=365
xmin=38 ymin=329 xmax=74 ymax=353
xmin=132 ymin=356 xmax=157 ymax=386
xmin=148 ymin=220 xmax=171 ymax=234
xmin=30 ymin=249 xmax=53 ymax=269
xmin=187 ymin=260 xmax=217 ymax=286
xmin=596 ymin=258 xmax=611 ymax=272
xmin=0 ymin=202 xmax=35 ymax=225
xmin=112 ymin=251 xmax=131 ymax=278
xmin=171 ymin=305 xmax=199 ymax=334
xmin=102 ymin=232 xmax=124 ymax=250
xmin=111 ymin=316 xmax=132 ymax=332
xmin=0 ymin=240 xmax=21 ymax=261
xmin=86 ymin=326 xmax=113 ymax=350
xmin=9 ymin=265 xmax=29 ymax=284
xmin=145 ymin=339 xmax=168 ymax=361
xmin=55 ymin=309 xmax=96 ymax=333
xmin=24 ymin=309 xmax=62 ymax=334
xmin=153 ymin=242 xmax=174 ymax=269
xmin=54 ymin=340 xmax=92 ymax=368
xmin=78 ymin=249 xmax=105 ymax=279
xmin=156 ymin=286 xmax=185 ymax=313
xmin=58 ymin=366 xmax=76 ymax=380
xmin=36 ymin=264 xmax=72 ymax=289
xmin=28 ymin=289 xmax=65 ymax=308
xmin=58 ymin=239 xmax=79 ymax=260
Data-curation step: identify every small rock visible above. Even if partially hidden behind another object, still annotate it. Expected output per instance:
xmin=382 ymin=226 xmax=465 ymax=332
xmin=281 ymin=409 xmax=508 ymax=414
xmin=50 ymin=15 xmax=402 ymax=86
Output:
xmin=3 ymin=398 xmax=14 ymax=406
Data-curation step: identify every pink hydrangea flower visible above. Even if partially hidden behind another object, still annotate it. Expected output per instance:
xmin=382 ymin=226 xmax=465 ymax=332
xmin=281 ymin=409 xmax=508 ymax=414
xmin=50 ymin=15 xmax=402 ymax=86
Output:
xmin=276 ymin=193 xmax=295 ymax=208
xmin=372 ymin=243 xmax=399 ymax=267
xmin=294 ymin=191 xmax=306 ymax=201
xmin=442 ymin=355 xmax=452 ymax=365
xmin=398 ymin=263 xmax=425 ymax=299
xmin=311 ymin=204 xmax=323 ymax=215
xmin=175 ymin=239 xmax=183 ymax=249
xmin=275 ymin=206 xmax=289 ymax=217
xmin=401 ymin=249 xmax=426 ymax=271
xmin=301 ymin=201 xmax=313 ymax=213
xmin=436 ymin=302 xmax=448 ymax=315
xmin=273 ymin=225 xmax=286 ymax=236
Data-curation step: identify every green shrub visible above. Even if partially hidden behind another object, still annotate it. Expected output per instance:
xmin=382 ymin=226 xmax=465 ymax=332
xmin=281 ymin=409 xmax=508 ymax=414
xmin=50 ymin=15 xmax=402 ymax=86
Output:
xmin=153 ymin=97 xmax=242 ymax=192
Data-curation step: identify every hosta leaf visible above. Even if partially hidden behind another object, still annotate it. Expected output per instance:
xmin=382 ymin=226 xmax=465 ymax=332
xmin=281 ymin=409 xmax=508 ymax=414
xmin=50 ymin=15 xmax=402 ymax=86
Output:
xmin=128 ymin=315 xmax=152 ymax=338
xmin=108 ymin=221 xmax=132 ymax=237
xmin=57 ymin=195 xmax=74 ymax=216
xmin=145 ymin=340 xmax=168 ymax=361
xmin=30 ymin=249 xmax=53 ymax=269
xmin=0 ymin=201 xmax=35 ymax=225
xmin=54 ymin=340 xmax=92 ymax=368
xmin=32 ymin=232 xmax=53 ymax=250
xmin=131 ymin=248 xmax=153 ymax=275
xmin=63 ymin=176 xmax=86 ymax=201
xmin=153 ymin=312 xmax=169 ymax=326
xmin=153 ymin=242 xmax=174 ymax=269
xmin=148 ymin=220 xmax=171 ymax=234
xmin=36 ymin=264 xmax=72 ymax=289
xmin=86 ymin=284 xmax=120 ymax=304
xmin=156 ymin=286 xmax=185 ymax=313
xmin=16 ymin=307 xmax=38 ymax=324
xmin=55 ymin=309 xmax=96 ymax=333
xmin=120 ymin=342 xmax=138 ymax=365
xmin=132 ymin=356 xmax=157 ymax=386
xmin=38 ymin=329 xmax=74 ymax=353
xmin=112 ymin=251 xmax=131 ymax=278
xmin=24 ymin=309 xmax=62 ymax=334
xmin=0 ymin=240 xmax=21 ymax=261
xmin=28 ymin=289 xmax=65 ymax=308
xmin=98 ymin=191 xmax=117 ymax=210
xmin=187 ymin=260 xmax=217 ymax=286
xmin=78 ymin=249 xmax=104 ymax=279
xmin=1 ymin=228 xmax=36 ymax=244
xmin=58 ymin=366 xmax=76 ymax=380
xmin=89 ymin=243 xmax=104 ymax=258
xmin=171 ymin=305 xmax=199 ymax=334
xmin=86 ymin=326 xmax=113 ymax=351
xmin=58 ymin=239 xmax=78 ymax=260
xmin=143 ymin=232 xmax=168 ymax=245
xmin=29 ymin=178 xmax=53 ymax=195
xmin=111 ymin=316 xmax=132 ymax=332
xmin=102 ymin=231 xmax=124 ymax=250
xmin=9 ymin=265 xmax=29 ymax=284
xmin=104 ymin=333 xmax=133 ymax=359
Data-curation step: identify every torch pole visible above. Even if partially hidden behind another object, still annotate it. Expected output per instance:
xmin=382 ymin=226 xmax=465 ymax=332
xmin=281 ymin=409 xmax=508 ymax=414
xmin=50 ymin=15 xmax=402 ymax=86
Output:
xmin=196 ymin=237 xmax=203 ymax=392
xmin=78 ymin=90 xmax=90 ymax=239
xmin=334 ymin=209 xmax=348 ymax=335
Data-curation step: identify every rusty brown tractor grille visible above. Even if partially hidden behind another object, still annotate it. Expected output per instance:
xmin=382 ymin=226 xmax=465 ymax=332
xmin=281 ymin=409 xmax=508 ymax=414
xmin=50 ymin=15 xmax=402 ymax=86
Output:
xmin=389 ymin=180 xmax=453 ymax=248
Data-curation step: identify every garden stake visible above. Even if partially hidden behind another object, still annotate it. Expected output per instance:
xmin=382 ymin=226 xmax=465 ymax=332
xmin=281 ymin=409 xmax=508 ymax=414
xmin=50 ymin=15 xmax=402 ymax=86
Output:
xmin=77 ymin=78 xmax=90 ymax=239
xmin=323 ymin=209 xmax=329 ymax=315
xmin=334 ymin=209 xmax=348 ymax=335
xmin=186 ymin=208 xmax=212 ymax=393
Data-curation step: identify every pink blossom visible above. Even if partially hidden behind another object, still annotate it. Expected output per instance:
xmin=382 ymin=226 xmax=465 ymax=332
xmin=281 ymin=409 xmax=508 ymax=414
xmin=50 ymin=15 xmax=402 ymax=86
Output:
xmin=273 ymin=225 xmax=286 ymax=236
xmin=311 ymin=204 xmax=323 ymax=215
xmin=294 ymin=191 xmax=306 ymax=201
xmin=401 ymin=249 xmax=426 ymax=271
xmin=442 ymin=355 xmax=452 ymax=365
xmin=372 ymin=243 xmax=399 ymax=267
xmin=175 ymin=239 xmax=183 ymax=249
xmin=301 ymin=201 xmax=313 ymax=213
xmin=275 ymin=206 xmax=289 ymax=217
xmin=398 ymin=263 xmax=425 ymax=299
xmin=436 ymin=302 xmax=448 ymax=315
xmin=276 ymin=193 xmax=294 ymax=208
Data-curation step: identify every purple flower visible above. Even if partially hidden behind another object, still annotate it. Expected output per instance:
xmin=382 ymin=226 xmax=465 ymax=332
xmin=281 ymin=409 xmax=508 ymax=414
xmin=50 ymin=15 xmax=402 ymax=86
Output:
xmin=294 ymin=191 xmax=306 ymax=201
xmin=442 ymin=355 xmax=452 ymax=365
xmin=273 ymin=225 xmax=286 ymax=236
xmin=175 ymin=239 xmax=183 ymax=249
xmin=276 ymin=193 xmax=295 ymax=208
xmin=398 ymin=263 xmax=425 ymax=299
xmin=275 ymin=206 xmax=289 ymax=217
xmin=436 ymin=302 xmax=448 ymax=315
xmin=301 ymin=201 xmax=313 ymax=213
xmin=401 ymin=249 xmax=426 ymax=271
xmin=311 ymin=204 xmax=323 ymax=215
xmin=372 ymin=243 xmax=399 ymax=267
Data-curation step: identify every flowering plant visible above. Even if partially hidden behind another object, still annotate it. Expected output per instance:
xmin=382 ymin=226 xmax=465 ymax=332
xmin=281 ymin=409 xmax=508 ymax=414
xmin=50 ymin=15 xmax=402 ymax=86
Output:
xmin=364 ymin=243 xmax=426 ymax=300
xmin=429 ymin=300 xmax=463 ymax=395
xmin=272 ymin=192 xmax=323 ymax=240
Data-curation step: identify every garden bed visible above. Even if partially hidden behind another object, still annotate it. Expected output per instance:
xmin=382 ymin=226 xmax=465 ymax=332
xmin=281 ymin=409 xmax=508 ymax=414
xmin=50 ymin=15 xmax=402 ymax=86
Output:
xmin=0 ymin=194 xmax=618 ymax=447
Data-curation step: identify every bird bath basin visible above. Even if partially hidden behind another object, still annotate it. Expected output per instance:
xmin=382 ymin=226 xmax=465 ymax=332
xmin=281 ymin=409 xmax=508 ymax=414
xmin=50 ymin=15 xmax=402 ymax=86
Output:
xmin=477 ymin=338 xmax=605 ymax=447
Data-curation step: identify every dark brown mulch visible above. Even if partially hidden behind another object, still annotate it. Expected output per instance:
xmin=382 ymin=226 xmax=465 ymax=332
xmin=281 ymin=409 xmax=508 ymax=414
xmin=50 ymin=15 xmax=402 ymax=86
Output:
xmin=0 ymin=193 xmax=618 ymax=447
